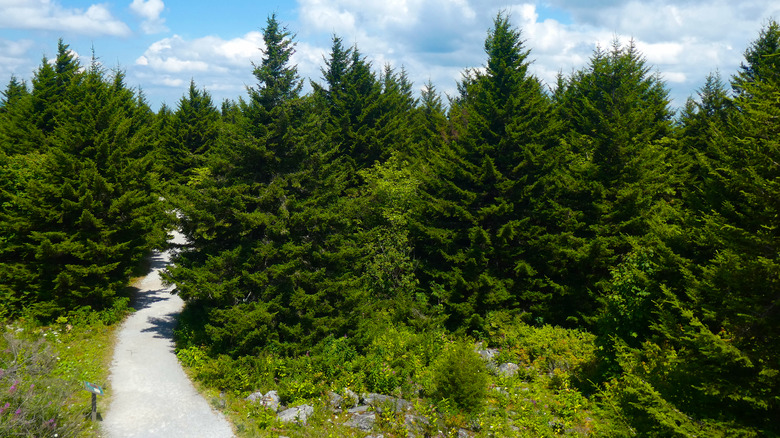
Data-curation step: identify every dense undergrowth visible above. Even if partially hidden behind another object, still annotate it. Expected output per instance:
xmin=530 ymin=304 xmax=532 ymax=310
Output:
xmin=175 ymin=310 xmax=625 ymax=437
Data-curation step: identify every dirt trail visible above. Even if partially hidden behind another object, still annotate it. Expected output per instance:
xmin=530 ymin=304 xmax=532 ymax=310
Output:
xmin=102 ymin=231 xmax=234 ymax=438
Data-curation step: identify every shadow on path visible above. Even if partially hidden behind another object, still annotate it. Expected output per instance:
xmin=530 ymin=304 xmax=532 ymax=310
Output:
xmin=130 ymin=287 xmax=172 ymax=311
xmin=141 ymin=311 xmax=181 ymax=347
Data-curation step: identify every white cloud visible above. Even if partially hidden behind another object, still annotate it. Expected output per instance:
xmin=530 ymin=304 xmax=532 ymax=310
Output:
xmin=636 ymin=41 xmax=685 ymax=65
xmin=136 ymin=32 xmax=267 ymax=74
xmin=0 ymin=0 xmax=131 ymax=36
xmin=663 ymin=72 xmax=687 ymax=83
xmin=0 ymin=38 xmax=36 ymax=81
xmin=159 ymin=76 xmax=184 ymax=87
xmin=129 ymin=0 xmax=167 ymax=34
xmin=291 ymin=0 xmax=780 ymax=107
xmin=11 ymin=0 xmax=762 ymax=110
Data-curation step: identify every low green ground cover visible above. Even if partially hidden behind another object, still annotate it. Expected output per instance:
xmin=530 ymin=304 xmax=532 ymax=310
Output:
xmin=176 ymin=311 xmax=618 ymax=437
xmin=0 ymin=300 xmax=128 ymax=437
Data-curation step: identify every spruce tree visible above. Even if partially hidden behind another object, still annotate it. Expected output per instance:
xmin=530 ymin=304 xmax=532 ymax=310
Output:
xmin=0 ymin=77 xmax=41 ymax=155
xmin=555 ymin=39 xmax=683 ymax=326
xmin=0 ymin=48 xmax=165 ymax=319
xmin=414 ymin=13 xmax=565 ymax=329
xmin=733 ymin=19 xmax=780 ymax=96
xmin=158 ymin=80 xmax=220 ymax=185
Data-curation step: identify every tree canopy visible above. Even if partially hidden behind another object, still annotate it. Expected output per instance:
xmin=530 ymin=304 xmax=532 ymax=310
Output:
xmin=1 ymin=13 xmax=778 ymax=436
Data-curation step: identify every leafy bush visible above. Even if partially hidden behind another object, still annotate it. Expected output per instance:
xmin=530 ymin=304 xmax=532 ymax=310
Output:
xmin=484 ymin=311 xmax=598 ymax=388
xmin=431 ymin=339 xmax=488 ymax=414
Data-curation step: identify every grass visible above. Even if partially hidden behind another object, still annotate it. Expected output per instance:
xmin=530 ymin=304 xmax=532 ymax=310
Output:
xmin=0 ymin=268 xmax=146 ymax=436
xmin=0 ymin=313 xmax=122 ymax=437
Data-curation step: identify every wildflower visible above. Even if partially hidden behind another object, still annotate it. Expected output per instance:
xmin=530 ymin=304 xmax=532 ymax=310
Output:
xmin=14 ymin=408 xmax=22 ymax=417
xmin=0 ymin=402 xmax=10 ymax=414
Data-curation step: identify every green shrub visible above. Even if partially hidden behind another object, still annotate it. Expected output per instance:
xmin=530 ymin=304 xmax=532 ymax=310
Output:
xmin=192 ymin=354 xmax=275 ymax=394
xmin=312 ymin=335 xmax=359 ymax=381
xmin=431 ymin=339 xmax=488 ymax=414
xmin=364 ymin=356 xmax=401 ymax=394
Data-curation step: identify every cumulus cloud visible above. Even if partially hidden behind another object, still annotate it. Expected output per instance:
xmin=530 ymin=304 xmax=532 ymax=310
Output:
xmin=136 ymin=32 xmax=266 ymax=73
xmin=0 ymin=0 xmax=131 ymax=36
xmin=134 ymin=31 xmax=277 ymax=97
xmin=18 ymin=0 xmax=767 ymax=110
xmin=292 ymin=0 xmax=779 ymax=107
xmin=0 ymin=38 xmax=36 ymax=81
xmin=129 ymin=0 xmax=167 ymax=34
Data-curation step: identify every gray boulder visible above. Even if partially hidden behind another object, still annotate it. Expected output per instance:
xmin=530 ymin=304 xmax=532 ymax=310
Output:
xmin=344 ymin=411 xmax=376 ymax=431
xmin=476 ymin=347 xmax=499 ymax=363
xmin=328 ymin=391 xmax=342 ymax=410
xmin=498 ymin=362 xmax=519 ymax=377
xmin=277 ymin=404 xmax=314 ymax=425
xmin=245 ymin=391 xmax=263 ymax=402
xmin=363 ymin=393 xmax=411 ymax=412
xmin=245 ymin=390 xmax=280 ymax=412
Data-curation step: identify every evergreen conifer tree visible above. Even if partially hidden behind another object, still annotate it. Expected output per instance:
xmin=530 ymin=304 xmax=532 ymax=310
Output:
xmin=414 ymin=13 xmax=566 ymax=329
xmin=0 ymin=48 xmax=165 ymax=319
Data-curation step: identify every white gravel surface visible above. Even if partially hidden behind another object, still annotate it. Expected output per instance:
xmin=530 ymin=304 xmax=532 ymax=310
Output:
xmin=102 ymin=231 xmax=235 ymax=438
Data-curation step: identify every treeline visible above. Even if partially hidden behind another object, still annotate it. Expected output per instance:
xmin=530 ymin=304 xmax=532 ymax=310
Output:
xmin=1 ymin=13 xmax=779 ymax=435
xmin=0 ymin=41 xmax=167 ymax=320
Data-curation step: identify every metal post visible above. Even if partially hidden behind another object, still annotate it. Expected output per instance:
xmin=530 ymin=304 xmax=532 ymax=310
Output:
xmin=91 ymin=393 xmax=97 ymax=421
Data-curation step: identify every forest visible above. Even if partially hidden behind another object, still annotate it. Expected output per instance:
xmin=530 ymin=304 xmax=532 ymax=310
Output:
xmin=1 ymin=11 xmax=779 ymax=437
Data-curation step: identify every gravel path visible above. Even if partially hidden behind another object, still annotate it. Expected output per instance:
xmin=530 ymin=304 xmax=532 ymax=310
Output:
xmin=102 ymin=232 xmax=234 ymax=438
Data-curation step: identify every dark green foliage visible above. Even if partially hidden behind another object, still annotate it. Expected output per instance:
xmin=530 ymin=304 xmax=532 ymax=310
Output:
xmin=431 ymin=339 xmax=488 ymax=413
xmin=413 ymin=13 xmax=570 ymax=330
xmin=593 ymin=25 xmax=780 ymax=435
xmin=733 ymin=19 xmax=780 ymax=96
xmin=157 ymin=80 xmax=220 ymax=184
xmin=0 ymin=43 xmax=166 ymax=320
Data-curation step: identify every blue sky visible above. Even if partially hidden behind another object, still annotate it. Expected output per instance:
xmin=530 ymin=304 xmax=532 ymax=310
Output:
xmin=1 ymin=0 xmax=778 ymax=110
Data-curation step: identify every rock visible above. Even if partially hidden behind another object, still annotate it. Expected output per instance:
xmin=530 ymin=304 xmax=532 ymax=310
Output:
xmin=245 ymin=391 xmax=279 ymax=412
xmin=404 ymin=414 xmax=429 ymax=434
xmin=246 ymin=390 xmax=280 ymax=412
xmin=347 ymin=405 xmax=369 ymax=414
xmin=343 ymin=388 xmax=360 ymax=406
xmin=344 ymin=411 xmax=376 ymax=431
xmin=458 ymin=428 xmax=472 ymax=438
xmin=363 ymin=393 xmax=411 ymax=412
xmin=476 ymin=348 xmax=499 ymax=364
xmin=498 ymin=362 xmax=519 ymax=377
xmin=328 ymin=391 xmax=342 ymax=410
xmin=245 ymin=391 xmax=263 ymax=402
xmin=277 ymin=404 xmax=314 ymax=425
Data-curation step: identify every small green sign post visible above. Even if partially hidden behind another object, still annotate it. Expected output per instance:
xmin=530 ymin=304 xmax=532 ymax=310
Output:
xmin=83 ymin=381 xmax=104 ymax=421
